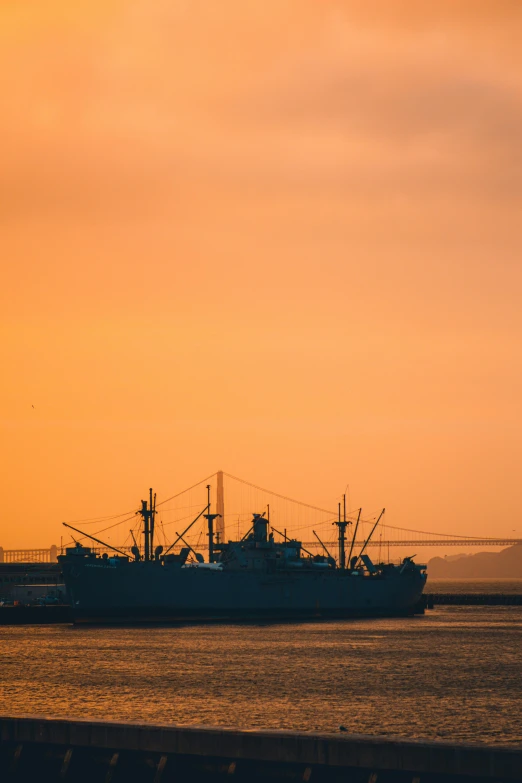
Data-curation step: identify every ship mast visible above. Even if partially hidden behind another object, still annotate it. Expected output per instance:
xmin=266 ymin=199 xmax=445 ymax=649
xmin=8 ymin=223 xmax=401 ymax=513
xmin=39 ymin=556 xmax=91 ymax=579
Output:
xmin=333 ymin=494 xmax=350 ymax=569
xmin=140 ymin=488 xmax=156 ymax=561
xmin=151 ymin=488 xmax=156 ymax=556
xmin=203 ymin=483 xmax=221 ymax=563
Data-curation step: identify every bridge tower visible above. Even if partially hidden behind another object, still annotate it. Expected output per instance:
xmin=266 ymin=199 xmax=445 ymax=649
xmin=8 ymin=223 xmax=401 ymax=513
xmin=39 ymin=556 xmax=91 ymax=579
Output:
xmin=216 ymin=470 xmax=225 ymax=544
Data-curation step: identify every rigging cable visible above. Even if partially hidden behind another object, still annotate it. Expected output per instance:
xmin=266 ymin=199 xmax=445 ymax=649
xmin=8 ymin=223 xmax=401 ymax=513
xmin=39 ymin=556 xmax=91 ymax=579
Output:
xmin=155 ymin=472 xmax=217 ymax=508
xmin=63 ymin=512 xmax=138 ymax=547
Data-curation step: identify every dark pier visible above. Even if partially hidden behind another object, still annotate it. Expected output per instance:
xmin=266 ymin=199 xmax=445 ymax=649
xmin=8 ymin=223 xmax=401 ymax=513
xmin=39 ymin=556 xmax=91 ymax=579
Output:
xmin=425 ymin=594 xmax=522 ymax=608
xmin=1 ymin=715 xmax=521 ymax=782
xmin=0 ymin=605 xmax=72 ymax=625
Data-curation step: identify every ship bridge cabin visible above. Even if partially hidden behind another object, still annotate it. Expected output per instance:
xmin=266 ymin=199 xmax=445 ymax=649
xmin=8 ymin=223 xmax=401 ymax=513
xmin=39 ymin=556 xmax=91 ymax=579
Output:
xmin=212 ymin=513 xmax=333 ymax=572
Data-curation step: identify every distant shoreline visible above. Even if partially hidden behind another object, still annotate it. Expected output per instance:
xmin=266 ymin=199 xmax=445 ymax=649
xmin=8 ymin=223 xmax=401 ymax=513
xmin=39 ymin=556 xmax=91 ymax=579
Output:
xmin=427 ymin=544 xmax=522 ymax=579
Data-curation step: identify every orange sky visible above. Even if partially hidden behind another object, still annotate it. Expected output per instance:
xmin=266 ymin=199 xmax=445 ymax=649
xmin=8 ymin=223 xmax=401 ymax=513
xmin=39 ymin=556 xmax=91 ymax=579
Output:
xmin=1 ymin=1 xmax=522 ymax=549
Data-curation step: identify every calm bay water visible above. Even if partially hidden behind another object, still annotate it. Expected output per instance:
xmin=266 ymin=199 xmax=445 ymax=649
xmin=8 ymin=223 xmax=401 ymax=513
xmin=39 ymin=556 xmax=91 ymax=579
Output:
xmin=0 ymin=581 xmax=521 ymax=745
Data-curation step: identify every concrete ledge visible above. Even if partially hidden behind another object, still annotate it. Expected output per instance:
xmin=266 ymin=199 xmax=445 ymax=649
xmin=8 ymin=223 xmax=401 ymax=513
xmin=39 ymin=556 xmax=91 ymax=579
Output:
xmin=1 ymin=714 xmax=521 ymax=780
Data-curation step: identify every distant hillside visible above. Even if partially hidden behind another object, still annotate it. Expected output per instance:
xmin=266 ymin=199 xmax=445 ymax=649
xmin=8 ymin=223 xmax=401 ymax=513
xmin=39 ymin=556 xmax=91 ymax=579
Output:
xmin=428 ymin=544 xmax=522 ymax=578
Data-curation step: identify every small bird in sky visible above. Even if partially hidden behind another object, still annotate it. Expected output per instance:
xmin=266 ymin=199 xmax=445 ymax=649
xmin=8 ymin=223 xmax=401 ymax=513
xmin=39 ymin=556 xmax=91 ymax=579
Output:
xmin=32 ymin=405 xmax=35 ymax=409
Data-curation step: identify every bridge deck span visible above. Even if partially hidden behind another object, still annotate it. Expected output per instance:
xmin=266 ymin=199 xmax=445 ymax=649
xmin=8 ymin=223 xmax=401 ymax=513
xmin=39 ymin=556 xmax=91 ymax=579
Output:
xmin=2 ymin=539 xmax=521 ymax=563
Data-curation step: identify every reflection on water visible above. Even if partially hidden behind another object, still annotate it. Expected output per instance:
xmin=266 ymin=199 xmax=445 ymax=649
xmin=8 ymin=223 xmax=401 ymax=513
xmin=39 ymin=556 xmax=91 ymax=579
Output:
xmin=0 ymin=601 xmax=521 ymax=745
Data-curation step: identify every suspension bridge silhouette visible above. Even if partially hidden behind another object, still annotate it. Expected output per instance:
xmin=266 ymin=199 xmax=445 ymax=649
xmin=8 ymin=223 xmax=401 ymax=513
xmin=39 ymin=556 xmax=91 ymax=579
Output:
xmin=2 ymin=471 xmax=521 ymax=563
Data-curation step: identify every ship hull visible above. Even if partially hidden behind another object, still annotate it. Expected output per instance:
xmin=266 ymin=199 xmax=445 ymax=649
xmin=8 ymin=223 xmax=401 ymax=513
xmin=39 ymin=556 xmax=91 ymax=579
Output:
xmin=62 ymin=559 xmax=426 ymax=625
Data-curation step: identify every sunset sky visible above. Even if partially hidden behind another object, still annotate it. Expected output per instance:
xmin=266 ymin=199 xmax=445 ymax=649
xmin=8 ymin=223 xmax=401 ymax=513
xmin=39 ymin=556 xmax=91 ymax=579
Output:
xmin=1 ymin=1 xmax=521 ymax=549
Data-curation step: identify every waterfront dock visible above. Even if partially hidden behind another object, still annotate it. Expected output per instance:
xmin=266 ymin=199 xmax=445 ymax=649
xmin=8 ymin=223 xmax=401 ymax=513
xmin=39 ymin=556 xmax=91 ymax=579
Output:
xmin=1 ymin=715 xmax=521 ymax=782
xmin=425 ymin=594 xmax=522 ymax=607
xmin=0 ymin=605 xmax=72 ymax=625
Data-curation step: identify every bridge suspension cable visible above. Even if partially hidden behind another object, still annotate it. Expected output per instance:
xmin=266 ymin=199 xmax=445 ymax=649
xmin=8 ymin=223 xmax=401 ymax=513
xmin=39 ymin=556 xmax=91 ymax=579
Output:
xmin=46 ymin=470 xmax=522 ymax=556
xmin=221 ymin=472 xmax=504 ymax=543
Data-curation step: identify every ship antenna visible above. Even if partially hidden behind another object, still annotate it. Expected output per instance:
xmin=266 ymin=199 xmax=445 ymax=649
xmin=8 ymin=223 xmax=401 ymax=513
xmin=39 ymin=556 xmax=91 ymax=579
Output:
xmin=130 ymin=529 xmax=139 ymax=550
xmin=163 ymin=502 xmax=211 ymax=556
xmin=62 ymin=523 xmax=128 ymax=557
xmin=175 ymin=531 xmax=201 ymax=562
xmin=354 ymin=508 xmax=385 ymax=568
xmin=312 ymin=530 xmax=334 ymax=561
xmin=347 ymin=508 xmax=361 ymax=566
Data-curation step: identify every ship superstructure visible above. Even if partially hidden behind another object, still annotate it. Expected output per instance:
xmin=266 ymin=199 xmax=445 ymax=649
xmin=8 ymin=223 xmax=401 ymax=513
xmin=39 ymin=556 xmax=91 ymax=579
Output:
xmin=59 ymin=485 xmax=427 ymax=624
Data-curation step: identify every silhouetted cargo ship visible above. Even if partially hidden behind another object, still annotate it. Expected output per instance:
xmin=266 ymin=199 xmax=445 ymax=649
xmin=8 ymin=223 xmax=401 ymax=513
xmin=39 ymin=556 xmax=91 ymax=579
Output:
xmin=59 ymin=487 xmax=427 ymax=624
